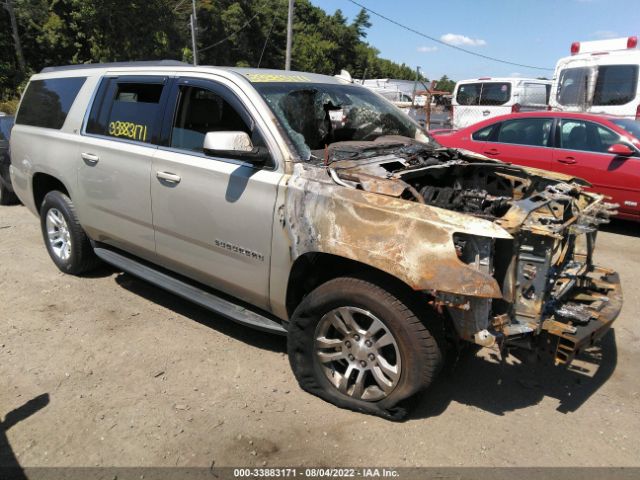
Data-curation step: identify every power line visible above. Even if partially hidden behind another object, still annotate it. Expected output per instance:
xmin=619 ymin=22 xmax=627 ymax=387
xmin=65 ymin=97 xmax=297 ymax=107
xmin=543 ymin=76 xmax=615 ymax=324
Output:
xmin=199 ymin=12 xmax=261 ymax=53
xmin=258 ymin=14 xmax=278 ymax=68
xmin=345 ymin=0 xmax=553 ymax=72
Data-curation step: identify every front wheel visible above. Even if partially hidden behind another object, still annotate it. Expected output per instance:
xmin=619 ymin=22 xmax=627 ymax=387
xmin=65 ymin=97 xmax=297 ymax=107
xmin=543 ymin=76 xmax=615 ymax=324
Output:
xmin=40 ymin=191 xmax=100 ymax=275
xmin=287 ymin=277 xmax=443 ymax=419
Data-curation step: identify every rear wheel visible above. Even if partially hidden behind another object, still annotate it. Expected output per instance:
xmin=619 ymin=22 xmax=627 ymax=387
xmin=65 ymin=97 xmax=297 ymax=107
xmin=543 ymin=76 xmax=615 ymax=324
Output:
xmin=287 ymin=277 xmax=442 ymax=419
xmin=40 ymin=191 xmax=100 ymax=274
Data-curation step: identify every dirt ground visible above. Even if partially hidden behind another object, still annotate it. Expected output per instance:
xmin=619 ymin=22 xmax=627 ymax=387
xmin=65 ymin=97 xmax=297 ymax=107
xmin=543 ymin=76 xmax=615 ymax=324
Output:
xmin=1 ymin=203 xmax=639 ymax=468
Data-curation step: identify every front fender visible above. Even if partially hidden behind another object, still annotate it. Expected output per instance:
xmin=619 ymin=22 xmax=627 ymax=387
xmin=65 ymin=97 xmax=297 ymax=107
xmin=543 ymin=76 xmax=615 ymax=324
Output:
xmin=284 ymin=164 xmax=512 ymax=299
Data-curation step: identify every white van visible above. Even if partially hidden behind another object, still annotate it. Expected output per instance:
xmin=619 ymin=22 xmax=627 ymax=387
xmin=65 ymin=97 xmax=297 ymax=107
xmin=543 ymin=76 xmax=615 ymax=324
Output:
xmin=549 ymin=36 xmax=640 ymax=118
xmin=451 ymin=77 xmax=551 ymax=129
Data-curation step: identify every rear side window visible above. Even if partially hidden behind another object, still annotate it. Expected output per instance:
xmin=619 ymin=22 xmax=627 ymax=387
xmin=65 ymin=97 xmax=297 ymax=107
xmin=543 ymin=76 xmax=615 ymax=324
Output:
xmin=496 ymin=118 xmax=553 ymax=147
xmin=521 ymin=83 xmax=549 ymax=105
xmin=593 ymin=65 xmax=638 ymax=106
xmin=16 ymin=77 xmax=86 ymax=129
xmin=86 ymin=77 xmax=166 ymax=144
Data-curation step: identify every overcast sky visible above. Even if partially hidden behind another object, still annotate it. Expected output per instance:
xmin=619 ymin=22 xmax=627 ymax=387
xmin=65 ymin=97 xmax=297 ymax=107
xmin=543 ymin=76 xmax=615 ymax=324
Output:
xmin=309 ymin=0 xmax=640 ymax=81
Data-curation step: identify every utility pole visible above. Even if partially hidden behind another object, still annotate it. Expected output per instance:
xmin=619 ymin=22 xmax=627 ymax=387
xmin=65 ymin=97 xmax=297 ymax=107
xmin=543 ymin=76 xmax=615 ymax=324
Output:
xmin=285 ymin=0 xmax=294 ymax=70
xmin=190 ymin=0 xmax=198 ymax=66
xmin=3 ymin=0 xmax=26 ymax=72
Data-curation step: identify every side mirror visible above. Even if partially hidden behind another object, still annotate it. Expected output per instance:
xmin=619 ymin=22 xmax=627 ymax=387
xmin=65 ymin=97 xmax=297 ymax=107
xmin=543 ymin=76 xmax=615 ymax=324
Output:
xmin=203 ymin=131 xmax=269 ymax=163
xmin=607 ymin=143 xmax=634 ymax=156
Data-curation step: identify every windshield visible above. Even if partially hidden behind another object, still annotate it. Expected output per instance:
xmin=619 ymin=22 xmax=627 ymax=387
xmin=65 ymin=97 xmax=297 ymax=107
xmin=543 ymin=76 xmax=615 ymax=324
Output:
xmin=611 ymin=118 xmax=640 ymax=139
xmin=557 ymin=67 xmax=590 ymax=106
xmin=254 ymin=82 xmax=432 ymax=160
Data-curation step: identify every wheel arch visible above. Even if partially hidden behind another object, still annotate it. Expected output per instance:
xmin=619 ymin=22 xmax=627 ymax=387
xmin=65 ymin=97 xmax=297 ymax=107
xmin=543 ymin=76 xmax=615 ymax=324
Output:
xmin=285 ymin=251 xmax=425 ymax=320
xmin=32 ymin=172 xmax=70 ymax=214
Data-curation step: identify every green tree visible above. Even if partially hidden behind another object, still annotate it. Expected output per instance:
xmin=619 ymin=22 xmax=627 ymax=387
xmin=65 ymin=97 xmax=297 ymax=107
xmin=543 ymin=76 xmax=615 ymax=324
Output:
xmin=434 ymin=75 xmax=456 ymax=92
xmin=0 ymin=0 xmax=425 ymax=103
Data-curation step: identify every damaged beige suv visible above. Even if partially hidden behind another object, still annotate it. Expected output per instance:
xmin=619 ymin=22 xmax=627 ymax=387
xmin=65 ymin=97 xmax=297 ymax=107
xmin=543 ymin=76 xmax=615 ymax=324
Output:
xmin=10 ymin=62 xmax=622 ymax=419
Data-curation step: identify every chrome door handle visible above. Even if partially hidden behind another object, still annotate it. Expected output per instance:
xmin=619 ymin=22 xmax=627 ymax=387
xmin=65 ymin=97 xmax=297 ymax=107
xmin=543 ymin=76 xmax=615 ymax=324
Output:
xmin=156 ymin=171 xmax=181 ymax=184
xmin=81 ymin=152 xmax=99 ymax=165
xmin=557 ymin=156 xmax=577 ymax=165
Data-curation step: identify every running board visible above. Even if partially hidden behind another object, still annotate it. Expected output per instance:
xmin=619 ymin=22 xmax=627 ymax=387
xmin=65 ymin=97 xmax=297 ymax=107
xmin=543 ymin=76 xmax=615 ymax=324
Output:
xmin=93 ymin=247 xmax=287 ymax=335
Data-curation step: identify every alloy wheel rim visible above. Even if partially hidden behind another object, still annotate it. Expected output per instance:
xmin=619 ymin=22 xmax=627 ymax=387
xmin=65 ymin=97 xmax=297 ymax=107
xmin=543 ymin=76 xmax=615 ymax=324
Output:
xmin=314 ymin=306 xmax=401 ymax=401
xmin=46 ymin=208 xmax=72 ymax=261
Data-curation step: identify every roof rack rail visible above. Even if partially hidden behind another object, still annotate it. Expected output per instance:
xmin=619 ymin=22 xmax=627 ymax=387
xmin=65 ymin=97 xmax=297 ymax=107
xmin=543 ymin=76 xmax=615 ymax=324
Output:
xmin=40 ymin=60 xmax=190 ymax=73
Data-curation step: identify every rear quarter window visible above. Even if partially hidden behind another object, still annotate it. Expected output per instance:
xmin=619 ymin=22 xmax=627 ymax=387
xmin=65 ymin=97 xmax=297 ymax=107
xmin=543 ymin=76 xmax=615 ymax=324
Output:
xmin=15 ymin=77 xmax=86 ymax=129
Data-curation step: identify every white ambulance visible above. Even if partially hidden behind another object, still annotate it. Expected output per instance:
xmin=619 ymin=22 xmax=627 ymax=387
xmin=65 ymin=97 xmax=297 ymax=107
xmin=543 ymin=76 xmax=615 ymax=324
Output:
xmin=550 ymin=36 xmax=640 ymax=118
xmin=451 ymin=77 xmax=551 ymax=129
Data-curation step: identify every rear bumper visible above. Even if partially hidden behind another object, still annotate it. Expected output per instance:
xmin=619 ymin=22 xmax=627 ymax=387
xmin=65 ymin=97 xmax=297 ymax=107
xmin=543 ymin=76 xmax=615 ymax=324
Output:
xmin=541 ymin=266 xmax=623 ymax=365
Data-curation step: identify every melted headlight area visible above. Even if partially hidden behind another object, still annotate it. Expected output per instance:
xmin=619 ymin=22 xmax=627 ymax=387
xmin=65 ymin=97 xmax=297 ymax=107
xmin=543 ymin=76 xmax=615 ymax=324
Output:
xmin=324 ymin=146 xmax=621 ymax=364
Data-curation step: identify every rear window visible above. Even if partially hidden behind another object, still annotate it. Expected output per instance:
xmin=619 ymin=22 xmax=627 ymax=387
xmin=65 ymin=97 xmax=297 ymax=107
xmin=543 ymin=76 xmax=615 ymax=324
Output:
xmin=456 ymin=82 xmax=511 ymax=106
xmin=456 ymin=83 xmax=481 ymax=105
xmin=15 ymin=77 xmax=86 ymax=129
xmin=479 ymin=83 xmax=511 ymax=106
xmin=593 ymin=65 xmax=638 ymax=106
xmin=86 ymin=78 xmax=166 ymax=144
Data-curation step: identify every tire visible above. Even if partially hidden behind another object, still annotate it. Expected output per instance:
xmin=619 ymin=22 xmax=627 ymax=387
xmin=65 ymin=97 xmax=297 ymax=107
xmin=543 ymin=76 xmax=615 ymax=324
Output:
xmin=0 ymin=180 xmax=19 ymax=205
xmin=39 ymin=190 xmax=100 ymax=275
xmin=287 ymin=276 xmax=443 ymax=420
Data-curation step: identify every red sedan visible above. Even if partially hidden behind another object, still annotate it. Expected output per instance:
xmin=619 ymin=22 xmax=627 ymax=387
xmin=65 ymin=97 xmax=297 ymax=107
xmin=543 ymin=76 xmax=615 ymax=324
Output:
xmin=432 ymin=111 xmax=640 ymax=221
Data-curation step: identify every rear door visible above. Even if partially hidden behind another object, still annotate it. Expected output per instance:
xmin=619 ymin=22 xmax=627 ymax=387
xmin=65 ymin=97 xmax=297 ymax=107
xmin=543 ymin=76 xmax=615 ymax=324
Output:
xmin=150 ymin=77 xmax=282 ymax=310
xmin=480 ymin=117 xmax=554 ymax=171
xmin=553 ymin=118 xmax=640 ymax=217
xmin=79 ymin=75 xmax=171 ymax=258
xmin=453 ymin=82 xmax=512 ymax=129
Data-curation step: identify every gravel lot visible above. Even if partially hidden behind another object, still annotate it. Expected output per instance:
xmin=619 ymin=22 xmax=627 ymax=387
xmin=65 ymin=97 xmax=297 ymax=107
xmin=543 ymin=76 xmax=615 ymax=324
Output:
xmin=1 ymin=204 xmax=639 ymax=468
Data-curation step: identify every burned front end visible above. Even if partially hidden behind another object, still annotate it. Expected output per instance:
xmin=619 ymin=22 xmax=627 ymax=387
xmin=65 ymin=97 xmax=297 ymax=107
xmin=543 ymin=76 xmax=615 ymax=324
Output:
xmin=313 ymin=140 xmax=622 ymax=365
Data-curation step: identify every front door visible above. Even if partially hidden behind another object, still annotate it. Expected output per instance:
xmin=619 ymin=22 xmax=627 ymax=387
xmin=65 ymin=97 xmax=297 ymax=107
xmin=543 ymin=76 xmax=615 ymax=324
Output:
xmin=150 ymin=78 xmax=282 ymax=310
xmin=553 ymin=118 xmax=640 ymax=217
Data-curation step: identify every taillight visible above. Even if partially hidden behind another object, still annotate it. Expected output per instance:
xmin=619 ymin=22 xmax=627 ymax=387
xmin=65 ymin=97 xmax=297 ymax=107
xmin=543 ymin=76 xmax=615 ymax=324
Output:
xmin=635 ymin=104 xmax=640 ymax=120
xmin=511 ymin=103 xmax=521 ymax=113
xmin=571 ymin=42 xmax=580 ymax=55
xmin=628 ymin=36 xmax=638 ymax=49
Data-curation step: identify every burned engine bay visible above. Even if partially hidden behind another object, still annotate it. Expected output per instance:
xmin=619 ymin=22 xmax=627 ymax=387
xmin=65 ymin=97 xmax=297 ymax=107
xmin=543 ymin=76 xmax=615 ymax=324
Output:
xmin=319 ymin=138 xmax=595 ymax=228
xmin=306 ymin=137 xmax=621 ymax=365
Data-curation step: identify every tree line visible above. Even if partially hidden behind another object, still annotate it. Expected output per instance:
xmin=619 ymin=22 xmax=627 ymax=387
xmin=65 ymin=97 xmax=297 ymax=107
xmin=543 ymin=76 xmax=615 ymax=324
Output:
xmin=1 ymin=0 xmax=438 ymax=111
